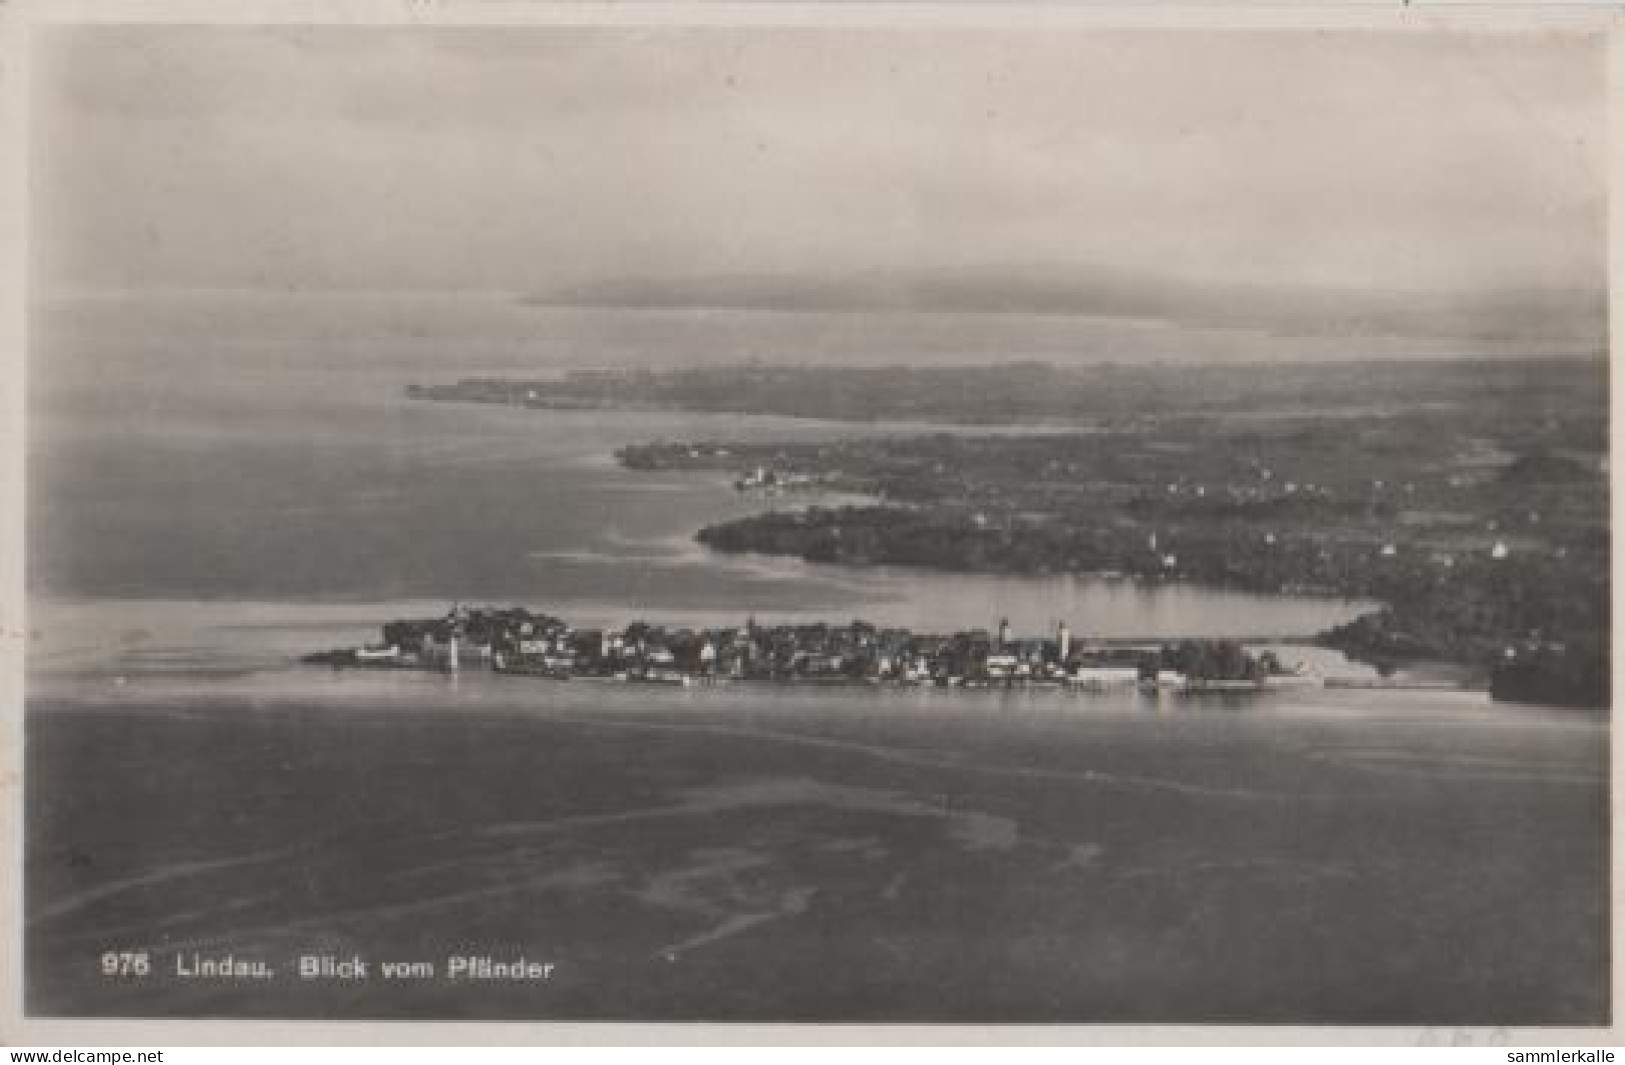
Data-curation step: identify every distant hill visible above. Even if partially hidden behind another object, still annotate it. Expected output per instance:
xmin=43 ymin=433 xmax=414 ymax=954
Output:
xmin=522 ymin=269 xmax=1607 ymax=348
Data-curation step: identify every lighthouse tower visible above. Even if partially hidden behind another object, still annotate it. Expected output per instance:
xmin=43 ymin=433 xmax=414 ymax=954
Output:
xmin=998 ymin=617 xmax=1012 ymax=651
xmin=1057 ymin=621 xmax=1071 ymax=665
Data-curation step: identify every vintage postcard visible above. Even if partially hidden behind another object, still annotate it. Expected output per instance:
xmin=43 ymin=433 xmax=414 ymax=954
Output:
xmin=3 ymin=0 xmax=1616 ymax=1045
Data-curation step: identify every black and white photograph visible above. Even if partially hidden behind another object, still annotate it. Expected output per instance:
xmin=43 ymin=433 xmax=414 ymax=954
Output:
xmin=13 ymin=4 xmax=1614 ymax=1034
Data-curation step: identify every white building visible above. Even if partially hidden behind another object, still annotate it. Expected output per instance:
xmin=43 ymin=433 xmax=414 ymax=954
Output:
xmin=1070 ymin=666 xmax=1140 ymax=688
xmin=986 ymin=652 xmax=1019 ymax=678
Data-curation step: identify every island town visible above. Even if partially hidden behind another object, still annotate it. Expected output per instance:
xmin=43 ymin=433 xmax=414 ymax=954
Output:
xmin=303 ymin=603 xmax=1361 ymax=692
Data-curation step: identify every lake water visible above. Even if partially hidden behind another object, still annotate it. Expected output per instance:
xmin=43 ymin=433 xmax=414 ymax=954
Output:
xmin=26 ymin=671 xmax=1608 ymax=1023
xmin=29 ymin=293 xmax=1374 ymax=646
xmin=22 ymin=293 xmax=1609 ymax=1023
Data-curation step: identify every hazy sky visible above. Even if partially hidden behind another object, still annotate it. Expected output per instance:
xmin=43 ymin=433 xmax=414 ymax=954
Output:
xmin=30 ymin=24 xmax=1606 ymax=342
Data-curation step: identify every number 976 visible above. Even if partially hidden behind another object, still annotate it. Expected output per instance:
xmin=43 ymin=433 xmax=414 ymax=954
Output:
xmin=101 ymin=951 xmax=150 ymax=977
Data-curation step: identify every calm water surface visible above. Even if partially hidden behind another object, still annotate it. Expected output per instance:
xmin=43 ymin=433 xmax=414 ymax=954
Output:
xmin=30 ymin=295 xmax=1371 ymax=637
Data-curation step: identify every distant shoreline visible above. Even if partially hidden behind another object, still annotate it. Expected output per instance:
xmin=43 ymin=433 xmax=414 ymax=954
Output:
xmin=391 ymin=357 xmax=1611 ymax=709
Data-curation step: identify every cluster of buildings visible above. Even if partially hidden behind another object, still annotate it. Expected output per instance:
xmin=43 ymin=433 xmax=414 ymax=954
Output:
xmin=733 ymin=466 xmax=824 ymax=493
xmin=317 ymin=604 xmax=1287 ymax=690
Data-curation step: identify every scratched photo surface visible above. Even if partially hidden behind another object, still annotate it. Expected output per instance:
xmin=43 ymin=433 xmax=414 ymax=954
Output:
xmin=24 ymin=22 xmax=1609 ymax=1023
